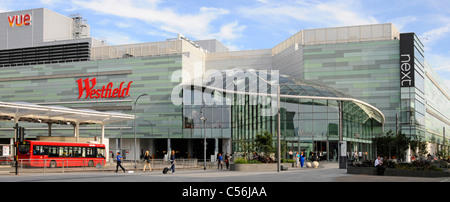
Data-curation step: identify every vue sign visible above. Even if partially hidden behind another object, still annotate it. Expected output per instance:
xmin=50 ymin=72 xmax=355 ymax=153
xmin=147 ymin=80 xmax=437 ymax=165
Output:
xmin=8 ymin=14 xmax=32 ymax=27
xmin=76 ymin=78 xmax=133 ymax=99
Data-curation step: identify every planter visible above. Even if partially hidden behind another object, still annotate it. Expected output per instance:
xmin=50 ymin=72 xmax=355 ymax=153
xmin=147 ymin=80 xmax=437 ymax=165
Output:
xmin=230 ymin=163 xmax=292 ymax=171
xmin=347 ymin=166 xmax=450 ymax=177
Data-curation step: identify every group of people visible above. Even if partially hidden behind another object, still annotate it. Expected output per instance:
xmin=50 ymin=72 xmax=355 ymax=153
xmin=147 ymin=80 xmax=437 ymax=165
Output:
xmin=290 ymin=150 xmax=324 ymax=168
xmin=294 ymin=151 xmax=306 ymax=168
xmin=216 ymin=153 xmax=231 ymax=169
xmin=115 ymin=150 xmax=177 ymax=174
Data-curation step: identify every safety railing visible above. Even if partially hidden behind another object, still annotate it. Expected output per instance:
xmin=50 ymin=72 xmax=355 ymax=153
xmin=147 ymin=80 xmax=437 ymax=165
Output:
xmin=7 ymin=158 xmax=228 ymax=174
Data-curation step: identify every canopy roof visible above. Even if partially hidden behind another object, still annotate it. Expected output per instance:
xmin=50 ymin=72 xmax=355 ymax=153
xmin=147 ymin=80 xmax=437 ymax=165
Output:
xmin=184 ymin=69 xmax=385 ymax=124
xmin=0 ymin=101 xmax=134 ymax=125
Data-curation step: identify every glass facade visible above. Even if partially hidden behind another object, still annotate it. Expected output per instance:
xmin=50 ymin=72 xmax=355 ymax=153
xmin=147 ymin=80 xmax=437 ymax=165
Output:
xmin=183 ymin=70 xmax=384 ymax=161
xmin=302 ymin=40 xmax=400 ymax=135
xmin=0 ymin=55 xmax=184 ymax=140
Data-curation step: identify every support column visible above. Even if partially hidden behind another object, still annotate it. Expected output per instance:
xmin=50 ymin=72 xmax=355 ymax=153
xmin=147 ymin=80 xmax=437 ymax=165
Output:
xmin=167 ymin=138 xmax=171 ymax=156
xmin=48 ymin=123 xmax=52 ymax=137
xmin=187 ymin=139 xmax=193 ymax=158
xmin=214 ymin=138 xmax=219 ymax=157
xmin=74 ymin=122 xmax=80 ymax=143
xmin=101 ymin=124 xmax=105 ymax=144
xmin=338 ymin=101 xmax=347 ymax=169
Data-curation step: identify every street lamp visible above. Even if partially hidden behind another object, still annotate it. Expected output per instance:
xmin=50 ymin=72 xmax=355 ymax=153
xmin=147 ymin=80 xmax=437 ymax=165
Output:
xmin=133 ymin=93 xmax=149 ymax=169
xmin=277 ymin=85 xmax=281 ymax=172
xmin=159 ymin=114 xmax=177 ymax=159
xmin=200 ymin=104 xmax=207 ymax=170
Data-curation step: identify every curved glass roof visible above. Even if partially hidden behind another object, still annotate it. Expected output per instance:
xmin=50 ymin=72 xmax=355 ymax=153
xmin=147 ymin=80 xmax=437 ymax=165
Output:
xmin=184 ymin=68 xmax=385 ymax=124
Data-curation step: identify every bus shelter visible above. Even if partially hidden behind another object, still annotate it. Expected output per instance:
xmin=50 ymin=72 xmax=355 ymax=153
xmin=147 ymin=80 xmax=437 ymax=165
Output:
xmin=0 ymin=101 xmax=135 ymax=145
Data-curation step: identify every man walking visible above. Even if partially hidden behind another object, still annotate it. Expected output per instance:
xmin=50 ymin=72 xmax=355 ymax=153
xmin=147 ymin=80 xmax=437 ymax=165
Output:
xmin=116 ymin=152 xmax=126 ymax=173
xmin=375 ymin=156 xmax=385 ymax=175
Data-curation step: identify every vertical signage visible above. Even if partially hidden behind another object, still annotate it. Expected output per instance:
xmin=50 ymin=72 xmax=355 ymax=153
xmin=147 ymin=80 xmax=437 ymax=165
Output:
xmin=400 ymin=33 xmax=415 ymax=87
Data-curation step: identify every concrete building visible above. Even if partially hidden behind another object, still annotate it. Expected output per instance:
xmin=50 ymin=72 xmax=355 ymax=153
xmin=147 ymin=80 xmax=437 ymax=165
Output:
xmin=0 ymin=8 xmax=448 ymax=162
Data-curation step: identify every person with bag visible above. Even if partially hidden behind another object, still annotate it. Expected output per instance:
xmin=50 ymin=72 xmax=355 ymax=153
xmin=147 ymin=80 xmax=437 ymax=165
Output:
xmin=225 ymin=153 xmax=230 ymax=169
xmin=115 ymin=152 xmax=126 ymax=173
xmin=143 ymin=150 xmax=152 ymax=172
xmin=295 ymin=151 xmax=300 ymax=168
xmin=217 ymin=153 xmax=223 ymax=169
xmin=169 ymin=150 xmax=176 ymax=174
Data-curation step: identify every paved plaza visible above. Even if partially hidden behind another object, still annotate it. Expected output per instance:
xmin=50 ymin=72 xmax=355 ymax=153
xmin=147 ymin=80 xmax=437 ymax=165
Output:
xmin=0 ymin=162 xmax=448 ymax=182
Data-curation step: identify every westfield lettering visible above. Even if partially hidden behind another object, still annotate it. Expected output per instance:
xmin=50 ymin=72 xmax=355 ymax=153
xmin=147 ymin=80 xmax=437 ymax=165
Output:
xmin=76 ymin=78 xmax=133 ymax=99
xmin=7 ymin=14 xmax=32 ymax=27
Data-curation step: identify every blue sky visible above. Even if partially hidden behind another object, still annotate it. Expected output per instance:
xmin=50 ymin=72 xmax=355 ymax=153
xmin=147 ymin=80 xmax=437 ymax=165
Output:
xmin=2 ymin=0 xmax=450 ymax=89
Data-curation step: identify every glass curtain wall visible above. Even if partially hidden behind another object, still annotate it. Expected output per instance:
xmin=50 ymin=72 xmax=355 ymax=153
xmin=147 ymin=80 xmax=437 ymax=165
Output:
xmin=231 ymin=95 xmax=383 ymax=161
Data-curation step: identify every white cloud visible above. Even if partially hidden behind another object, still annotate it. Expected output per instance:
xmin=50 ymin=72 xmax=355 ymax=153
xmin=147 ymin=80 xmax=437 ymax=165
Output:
xmin=239 ymin=0 xmax=378 ymax=29
xmin=71 ymin=0 xmax=242 ymax=42
xmin=212 ymin=21 xmax=246 ymax=41
xmin=420 ymin=24 xmax=450 ymax=51
xmin=426 ymin=53 xmax=450 ymax=72
xmin=390 ymin=16 xmax=417 ymax=32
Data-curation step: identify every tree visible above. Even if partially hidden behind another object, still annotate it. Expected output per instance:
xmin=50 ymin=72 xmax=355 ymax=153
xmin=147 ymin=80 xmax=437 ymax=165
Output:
xmin=254 ymin=131 xmax=275 ymax=156
xmin=410 ymin=136 xmax=427 ymax=158
xmin=373 ymin=129 xmax=410 ymax=161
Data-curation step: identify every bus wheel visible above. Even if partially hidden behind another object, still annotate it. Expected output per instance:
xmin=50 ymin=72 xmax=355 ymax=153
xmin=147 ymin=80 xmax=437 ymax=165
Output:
xmin=49 ymin=161 xmax=57 ymax=168
xmin=88 ymin=160 xmax=94 ymax=167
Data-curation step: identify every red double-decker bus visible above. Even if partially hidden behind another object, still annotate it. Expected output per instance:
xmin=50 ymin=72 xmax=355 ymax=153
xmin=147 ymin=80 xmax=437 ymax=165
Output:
xmin=17 ymin=140 xmax=106 ymax=168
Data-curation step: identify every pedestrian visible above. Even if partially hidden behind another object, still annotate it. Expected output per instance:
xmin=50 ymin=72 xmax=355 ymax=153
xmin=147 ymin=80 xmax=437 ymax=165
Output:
xmin=300 ymin=151 xmax=305 ymax=168
xmin=225 ymin=153 xmax=230 ymax=169
xmin=375 ymin=156 xmax=385 ymax=175
xmin=217 ymin=153 xmax=223 ymax=169
xmin=169 ymin=150 xmax=176 ymax=174
xmin=289 ymin=150 xmax=293 ymax=160
xmin=143 ymin=150 xmax=152 ymax=172
xmin=115 ymin=152 xmax=126 ymax=173
xmin=295 ymin=151 xmax=300 ymax=168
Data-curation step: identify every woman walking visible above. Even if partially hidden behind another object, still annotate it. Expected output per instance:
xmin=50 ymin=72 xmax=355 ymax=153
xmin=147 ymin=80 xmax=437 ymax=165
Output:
xmin=295 ymin=151 xmax=300 ymax=168
xmin=143 ymin=151 xmax=152 ymax=172
xmin=169 ymin=150 xmax=176 ymax=174
xmin=300 ymin=151 xmax=305 ymax=168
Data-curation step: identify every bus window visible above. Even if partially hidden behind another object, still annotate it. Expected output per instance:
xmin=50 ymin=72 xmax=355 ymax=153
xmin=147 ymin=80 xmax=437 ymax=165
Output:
xmin=60 ymin=147 xmax=68 ymax=157
xmin=97 ymin=148 xmax=105 ymax=157
xmin=68 ymin=147 xmax=73 ymax=157
xmin=49 ymin=146 xmax=58 ymax=157
xmin=86 ymin=148 xmax=93 ymax=157
xmin=33 ymin=145 xmax=43 ymax=155
xmin=43 ymin=146 xmax=49 ymax=155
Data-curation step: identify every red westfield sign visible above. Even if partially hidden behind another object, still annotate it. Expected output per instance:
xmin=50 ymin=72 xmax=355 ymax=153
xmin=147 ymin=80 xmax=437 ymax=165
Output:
xmin=76 ymin=78 xmax=133 ymax=99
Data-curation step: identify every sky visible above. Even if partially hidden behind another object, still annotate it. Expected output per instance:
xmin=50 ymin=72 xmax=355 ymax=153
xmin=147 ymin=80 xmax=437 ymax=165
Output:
xmin=1 ymin=0 xmax=450 ymax=90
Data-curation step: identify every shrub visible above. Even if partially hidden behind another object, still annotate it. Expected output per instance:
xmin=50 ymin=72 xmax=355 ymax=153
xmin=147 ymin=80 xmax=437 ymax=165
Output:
xmin=248 ymin=160 xmax=262 ymax=164
xmin=234 ymin=158 xmax=248 ymax=164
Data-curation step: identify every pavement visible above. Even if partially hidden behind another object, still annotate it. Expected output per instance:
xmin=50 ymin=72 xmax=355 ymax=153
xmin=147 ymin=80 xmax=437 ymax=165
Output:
xmin=0 ymin=162 xmax=448 ymax=182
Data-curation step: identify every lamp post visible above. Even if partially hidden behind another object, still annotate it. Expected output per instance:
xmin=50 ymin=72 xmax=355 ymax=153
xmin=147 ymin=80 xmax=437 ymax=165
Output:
xmin=277 ymin=85 xmax=281 ymax=172
xmin=133 ymin=93 xmax=149 ymax=169
xmin=159 ymin=114 xmax=177 ymax=159
xmin=200 ymin=104 xmax=207 ymax=170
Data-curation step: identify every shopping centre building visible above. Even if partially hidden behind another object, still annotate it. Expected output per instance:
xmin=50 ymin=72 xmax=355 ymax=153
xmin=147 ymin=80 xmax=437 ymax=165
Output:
xmin=0 ymin=8 xmax=448 ymax=161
